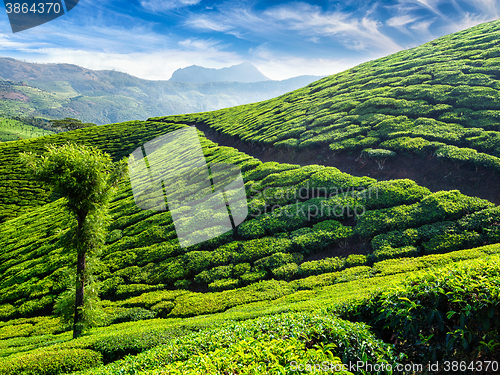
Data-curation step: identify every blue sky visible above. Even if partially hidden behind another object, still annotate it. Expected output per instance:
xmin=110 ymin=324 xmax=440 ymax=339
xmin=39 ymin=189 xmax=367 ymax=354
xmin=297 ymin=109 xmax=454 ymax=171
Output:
xmin=0 ymin=0 xmax=498 ymax=80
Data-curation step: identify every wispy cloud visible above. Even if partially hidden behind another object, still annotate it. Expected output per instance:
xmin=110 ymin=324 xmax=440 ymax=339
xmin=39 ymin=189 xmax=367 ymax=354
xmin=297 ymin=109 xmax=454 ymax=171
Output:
xmin=386 ymin=0 xmax=499 ymax=43
xmin=140 ymin=0 xmax=202 ymax=12
xmin=186 ymin=2 xmax=402 ymax=54
xmin=440 ymin=11 xmax=492 ymax=34
xmin=0 ymin=0 xmax=498 ymax=82
xmin=186 ymin=15 xmax=232 ymax=32
xmin=250 ymin=45 xmax=367 ymax=80
xmin=386 ymin=14 xmax=421 ymax=33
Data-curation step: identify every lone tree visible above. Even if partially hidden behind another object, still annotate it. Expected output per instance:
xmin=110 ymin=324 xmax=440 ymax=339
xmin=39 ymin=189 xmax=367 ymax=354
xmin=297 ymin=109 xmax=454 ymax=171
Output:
xmin=361 ymin=148 xmax=397 ymax=170
xmin=50 ymin=117 xmax=96 ymax=131
xmin=19 ymin=143 xmax=127 ymax=338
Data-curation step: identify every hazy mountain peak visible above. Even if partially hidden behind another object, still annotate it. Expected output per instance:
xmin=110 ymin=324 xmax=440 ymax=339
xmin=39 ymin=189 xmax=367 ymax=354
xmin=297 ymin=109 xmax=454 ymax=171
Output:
xmin=169 ymin=62 xmax=270 ymax=83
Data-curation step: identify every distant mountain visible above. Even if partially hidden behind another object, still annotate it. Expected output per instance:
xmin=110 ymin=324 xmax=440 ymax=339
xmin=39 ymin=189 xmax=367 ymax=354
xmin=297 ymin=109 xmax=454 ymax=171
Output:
xmin=169 ymin=62 xmax=270 ymax=83
xmin=0 ymin=58 xmax=322 ymax=124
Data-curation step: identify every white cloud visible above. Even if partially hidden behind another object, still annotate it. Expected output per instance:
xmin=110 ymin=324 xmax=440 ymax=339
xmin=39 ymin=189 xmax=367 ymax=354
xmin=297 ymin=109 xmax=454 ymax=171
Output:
xmin=440 ymin=11 xmax=492 ymax=34
xmin=409 ymin=18 xmax=436 ymax=35
xmin=468 ymin=0 xmax=500 ymax=18
xmin=387 ymin=14 xmax=420 ymax=28
xmin=395 ymin=0 xmax=448 ymax=18
xmin=185 ymin=16 xmax=232 ymax=32
xmin=186 ymin=2 xmax=402 ymax=54
xmin=140 ymin=0 xmax=201 ymax=12
xmin=250 ymin=46 xmax=370 ymax=81
xmin=12 ymin=48 xmax=241 ymax=80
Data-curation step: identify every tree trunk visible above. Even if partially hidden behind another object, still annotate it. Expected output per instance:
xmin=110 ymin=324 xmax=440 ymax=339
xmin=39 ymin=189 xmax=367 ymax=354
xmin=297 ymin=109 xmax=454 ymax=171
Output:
xmin=73 ymin=250 xmax=86 ymax=339
xmin=73 ymin=212 xmax=87 ymax=339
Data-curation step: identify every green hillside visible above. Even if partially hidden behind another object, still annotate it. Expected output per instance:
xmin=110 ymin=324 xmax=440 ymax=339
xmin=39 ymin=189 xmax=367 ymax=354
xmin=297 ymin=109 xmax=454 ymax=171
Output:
xmin=153 ymin=19 xmax=500 ymax=176
xmin=0 ymin=117 xmax=54 ymax=142
xmin=1 ymin=19 xmax=500 ymax=374
xmin=0 ymin=60 xmax=320 ymax=125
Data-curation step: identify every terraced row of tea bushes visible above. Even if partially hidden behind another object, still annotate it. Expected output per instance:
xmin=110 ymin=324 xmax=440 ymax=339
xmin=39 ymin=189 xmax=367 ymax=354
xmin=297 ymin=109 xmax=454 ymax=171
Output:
xmin=153 ymin=20 xmax=500 ymax=173
xmin=342 ymin=255 xmax=500 ymax=362
xmin=243 ymin=165 xmax=376 ymax=214
xmin=355 ymin=190 xmax=493 ymax=238
xmin=0 ymin=129 xmax=264 ymax=318
xmin=370 ymin=206 xmax=500 ymax=260
xmin=97 ymin=244 xmax=500 ymax=319
xmin=380 ymin=137 xmax=500 ymax=172
xmin=0 ymin=312 xmax=395 ymax=375
xmin=1 ymin=245 xmax=499 ymax=375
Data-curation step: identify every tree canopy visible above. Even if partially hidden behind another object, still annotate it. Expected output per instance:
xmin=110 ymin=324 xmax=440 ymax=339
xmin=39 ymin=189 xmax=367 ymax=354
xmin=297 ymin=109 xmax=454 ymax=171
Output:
xmin=50 ymin=117 xmax=96 ymax=131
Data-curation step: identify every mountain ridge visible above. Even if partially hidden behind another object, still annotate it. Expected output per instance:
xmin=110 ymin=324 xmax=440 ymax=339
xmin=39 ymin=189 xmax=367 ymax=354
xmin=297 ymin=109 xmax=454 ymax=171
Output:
xmin=169 ymin=62 xmax=270 ymax=83
xmin=0 ymin=57 xmax=322 ymax=124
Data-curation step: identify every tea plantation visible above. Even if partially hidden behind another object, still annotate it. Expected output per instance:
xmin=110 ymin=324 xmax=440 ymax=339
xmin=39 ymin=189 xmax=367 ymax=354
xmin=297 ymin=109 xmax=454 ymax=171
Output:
xmin=152 ymin=19 xmax=500 ymax=175
xmin=1 ymin=19 xmax=500 ymax=375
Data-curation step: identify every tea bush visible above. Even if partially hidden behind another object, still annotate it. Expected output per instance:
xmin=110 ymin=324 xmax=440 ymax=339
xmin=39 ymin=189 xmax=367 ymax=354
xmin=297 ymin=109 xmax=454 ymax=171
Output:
xmin=0 ymin=348 xmax=102 ymax=375
xmin=347 ymin=255 xmax=500 ymax=362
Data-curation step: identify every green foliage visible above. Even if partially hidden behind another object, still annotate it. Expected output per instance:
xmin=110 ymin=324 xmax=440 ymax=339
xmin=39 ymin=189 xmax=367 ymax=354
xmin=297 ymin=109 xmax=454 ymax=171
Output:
xmin=345 ymin=254 xmax=368 ymax=267
xmin=0 ymin=348 xmax=102 ymax=375
xmin=53 ymin=279 xmax=105 ymax=330
xmin=0 ymin=117 xmax=54 ymax=142
xmin=435 ymin=145 xmax=500 ymax=172
xmin=347 ymin=255 xmax=500 ymax=362
xmin=380 ymin=136 xmax=444 ymax=156
xmin=292 ymin=222 xmax=353 ymax=255
xmin=356 ymin=190 xmax=493 ymax=238
xmin=0 ymin=304 xmax=16 ymax=320
xmin=49 ymin=117 xmax=96 ymax=131
xmin=272 ymin=262 xmax=299 ymax=280
xmin=299 ymin=257 xmax=346 ymax=276
xmin=372 ymin=245 xmax=419 ymax=262
xmin=89 ymin=327 xmax=189 ymax=364
xmin=77 ymin=312 xmax=395 ymax=375
xmin=361 ymin=148 xmax=397 ymax=169
xmin=150 ymin=301 xmax=175 ymax=318
xmin=19 ymin=143 xmax=127 ymax=338
xmin=110 ymin=307 xmax=156 ymax=324
xmin=208 ymin=278 xmax=240 ymax=292
xmin=359 ymin=179 xmax=431 ymax=210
